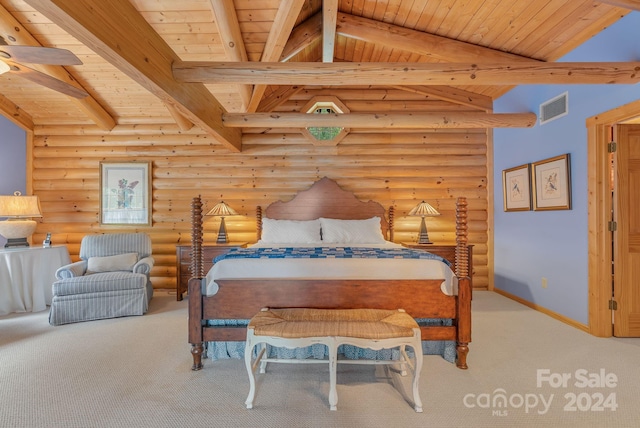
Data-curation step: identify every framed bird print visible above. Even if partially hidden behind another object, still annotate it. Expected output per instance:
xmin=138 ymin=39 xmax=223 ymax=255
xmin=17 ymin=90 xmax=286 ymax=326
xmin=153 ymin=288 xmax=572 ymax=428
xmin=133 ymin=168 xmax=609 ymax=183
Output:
xmin=532 ymin=154 xmax=571 ymax=211
xmin=503 ymin=163 xmax=532 ymax=212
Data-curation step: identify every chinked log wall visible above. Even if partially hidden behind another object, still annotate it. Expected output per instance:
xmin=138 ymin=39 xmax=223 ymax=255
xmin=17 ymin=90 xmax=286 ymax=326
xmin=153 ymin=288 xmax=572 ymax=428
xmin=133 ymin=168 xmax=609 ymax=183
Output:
xmin=30 ymin=88 xmax=490 ymax=290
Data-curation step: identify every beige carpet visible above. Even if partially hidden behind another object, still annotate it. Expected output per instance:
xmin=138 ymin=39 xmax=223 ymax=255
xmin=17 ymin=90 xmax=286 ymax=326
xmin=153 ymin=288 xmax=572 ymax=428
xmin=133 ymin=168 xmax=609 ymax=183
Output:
xmin=1 ymin=291 xmax=639 ymax=428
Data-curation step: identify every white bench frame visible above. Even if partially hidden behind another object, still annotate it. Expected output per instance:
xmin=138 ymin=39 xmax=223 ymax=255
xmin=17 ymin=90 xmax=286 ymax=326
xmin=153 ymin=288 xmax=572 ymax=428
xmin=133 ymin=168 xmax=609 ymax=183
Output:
xmin=244 ymin=309 xmax=423 ymax=412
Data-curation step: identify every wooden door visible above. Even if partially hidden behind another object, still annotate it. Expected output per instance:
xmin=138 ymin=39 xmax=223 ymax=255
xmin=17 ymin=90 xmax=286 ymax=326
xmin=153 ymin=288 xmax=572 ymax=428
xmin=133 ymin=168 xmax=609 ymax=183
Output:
xmin=613 ymin=124 xmax=640 ymax=336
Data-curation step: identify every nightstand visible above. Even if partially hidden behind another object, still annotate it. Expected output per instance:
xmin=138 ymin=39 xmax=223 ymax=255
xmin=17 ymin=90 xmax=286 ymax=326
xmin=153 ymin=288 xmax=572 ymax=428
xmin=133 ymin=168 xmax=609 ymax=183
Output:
xmin=402 ymin=243 xmax=474 ymax=288
xmin=175 ymin=242 xmax=247 ymax=301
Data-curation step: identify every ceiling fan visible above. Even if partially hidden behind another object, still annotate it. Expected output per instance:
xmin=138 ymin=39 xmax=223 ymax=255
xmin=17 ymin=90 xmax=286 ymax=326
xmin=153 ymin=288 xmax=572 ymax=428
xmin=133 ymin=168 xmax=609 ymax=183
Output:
xmin=0 ymin=36 xmax=88 ymax=99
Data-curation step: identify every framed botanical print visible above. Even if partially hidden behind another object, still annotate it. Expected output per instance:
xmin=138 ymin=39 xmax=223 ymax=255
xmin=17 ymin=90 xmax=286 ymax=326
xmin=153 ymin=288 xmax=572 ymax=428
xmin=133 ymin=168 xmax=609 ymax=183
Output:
xmin=503 ymin=163 xmax=532 ymax=212
xmin=99 ymin=161 xmax=152 ymax=225
xmin=531 ymin=154 xmax=571 ymax=211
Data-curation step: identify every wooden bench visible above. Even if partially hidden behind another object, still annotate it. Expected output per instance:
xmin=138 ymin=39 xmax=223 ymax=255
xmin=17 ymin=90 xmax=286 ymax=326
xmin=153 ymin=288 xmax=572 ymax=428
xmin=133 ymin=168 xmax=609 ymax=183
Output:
xmin=244 ymin=307 xmax=423 ymax=412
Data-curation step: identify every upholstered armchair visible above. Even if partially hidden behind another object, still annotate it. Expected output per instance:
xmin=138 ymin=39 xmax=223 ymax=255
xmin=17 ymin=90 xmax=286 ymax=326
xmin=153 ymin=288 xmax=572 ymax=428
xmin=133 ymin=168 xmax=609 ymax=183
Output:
xmin=49 ymin=233 xmax=154 ymax=326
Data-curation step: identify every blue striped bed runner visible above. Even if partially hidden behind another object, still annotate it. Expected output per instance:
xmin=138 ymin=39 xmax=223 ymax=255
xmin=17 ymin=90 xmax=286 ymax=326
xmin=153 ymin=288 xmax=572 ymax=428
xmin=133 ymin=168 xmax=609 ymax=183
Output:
xmin=214 ymin=246 xmax=451 ymax=266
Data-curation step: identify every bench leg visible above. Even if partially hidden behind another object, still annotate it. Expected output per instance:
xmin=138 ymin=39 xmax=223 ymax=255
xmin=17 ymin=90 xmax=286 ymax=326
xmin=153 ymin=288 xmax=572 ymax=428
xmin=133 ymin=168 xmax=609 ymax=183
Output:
xmin=328 ymin=341 xmax=338 ymax=411
xmin=244 ymin=335 xmax=257 ymax=409
xmin=412 ymin=341 xmax=424 ymax=413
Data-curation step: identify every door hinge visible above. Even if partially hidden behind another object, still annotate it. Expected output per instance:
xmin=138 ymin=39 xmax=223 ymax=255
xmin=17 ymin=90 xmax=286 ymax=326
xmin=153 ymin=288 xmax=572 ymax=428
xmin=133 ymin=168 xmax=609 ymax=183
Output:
xmin=608 ymin=141 xmax=617 ymax=153
xmin=609 ymin=299 xmax=618 ymax=310
xmin=608 ymin=221 xmax=617 ymax=232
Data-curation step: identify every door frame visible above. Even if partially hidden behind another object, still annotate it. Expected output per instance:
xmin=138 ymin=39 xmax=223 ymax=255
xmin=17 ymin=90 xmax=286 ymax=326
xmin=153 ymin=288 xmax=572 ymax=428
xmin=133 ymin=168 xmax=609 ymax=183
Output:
xmin=587 ymin=99 xmax=640 ymax=337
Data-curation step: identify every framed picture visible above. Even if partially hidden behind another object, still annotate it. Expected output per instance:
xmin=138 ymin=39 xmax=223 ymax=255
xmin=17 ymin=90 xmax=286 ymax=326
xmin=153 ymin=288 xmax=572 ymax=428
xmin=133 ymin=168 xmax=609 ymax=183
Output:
xmin=502 ymin=163 xmax=532 ymax=211
xmin=100 ymin=161 xmax=151 ymax=225
xmin=532 ymin=154 xmax=571 ymax=211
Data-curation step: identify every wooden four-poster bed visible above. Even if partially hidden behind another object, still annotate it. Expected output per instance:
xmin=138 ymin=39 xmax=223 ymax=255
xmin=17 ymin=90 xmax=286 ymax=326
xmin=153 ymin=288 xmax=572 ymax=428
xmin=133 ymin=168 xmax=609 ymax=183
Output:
xmin=187 ymin=177 xmax=471 ymax=370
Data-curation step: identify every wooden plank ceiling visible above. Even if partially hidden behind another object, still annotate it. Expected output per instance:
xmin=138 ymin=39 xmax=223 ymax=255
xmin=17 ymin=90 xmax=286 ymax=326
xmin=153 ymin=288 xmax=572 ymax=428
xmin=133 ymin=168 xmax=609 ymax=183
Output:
xmin=0 ymin=0 xmax=636 ymax=148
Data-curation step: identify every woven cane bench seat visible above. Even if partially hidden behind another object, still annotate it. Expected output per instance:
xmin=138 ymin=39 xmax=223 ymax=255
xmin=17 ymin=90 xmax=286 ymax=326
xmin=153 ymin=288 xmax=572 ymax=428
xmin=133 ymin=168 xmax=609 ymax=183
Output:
xmin=244 ymin=308 xmax=423 ymax=412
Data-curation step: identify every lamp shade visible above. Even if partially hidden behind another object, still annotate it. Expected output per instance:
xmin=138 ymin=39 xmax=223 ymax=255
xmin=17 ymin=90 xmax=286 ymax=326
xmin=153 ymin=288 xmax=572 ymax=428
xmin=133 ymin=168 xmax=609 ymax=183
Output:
xmin=0 ymin=192 xmax=42 ymax=218
xmin=408 ymin=201 xmax=440 ymax=217
xmin=205 ymin=201 xmax=238 ymax=217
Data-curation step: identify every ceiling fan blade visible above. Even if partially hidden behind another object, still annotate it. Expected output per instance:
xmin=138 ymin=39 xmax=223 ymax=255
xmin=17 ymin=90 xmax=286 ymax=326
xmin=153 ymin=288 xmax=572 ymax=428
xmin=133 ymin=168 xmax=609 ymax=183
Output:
xmin=7 ymin=62 xmax=88 ymax=98
xmin=0 ymin=45 xmax=82 ymax=65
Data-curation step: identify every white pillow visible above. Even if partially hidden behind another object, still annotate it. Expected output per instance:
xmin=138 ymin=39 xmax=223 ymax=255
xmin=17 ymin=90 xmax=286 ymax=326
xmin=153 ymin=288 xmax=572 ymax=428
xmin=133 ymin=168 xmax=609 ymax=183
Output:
xmin=320 ymin=217 xmax=387 ymax=244
xmin=260 ymin=218 xmax=322 ymax=244
xmin=87 ymin=252 xmax=138 ymax=274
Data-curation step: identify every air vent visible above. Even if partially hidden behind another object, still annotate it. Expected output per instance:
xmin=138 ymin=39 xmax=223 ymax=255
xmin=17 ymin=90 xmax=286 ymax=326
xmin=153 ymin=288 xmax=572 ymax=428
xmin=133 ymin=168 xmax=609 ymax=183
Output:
xmin=540 ymin=92 xmax=568 ymax=125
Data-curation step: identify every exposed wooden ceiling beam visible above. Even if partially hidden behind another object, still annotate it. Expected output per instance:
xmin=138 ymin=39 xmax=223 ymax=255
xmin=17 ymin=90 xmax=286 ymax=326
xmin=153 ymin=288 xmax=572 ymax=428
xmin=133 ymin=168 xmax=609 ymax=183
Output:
xmin=247 ymin=0 xmax=306 ymax=112
xmin=26 ymin=0 xmax=241 ymax=152
xmin=323 ymin=0 xmax=338 ymax=63
xmin=393 ymin=85 xmax=493 ymax=111
xmin=0 ymin=93 xmax=34 ymax=130
xmin=222 ymin=112 xmax=536 ymax=129
xmin=0 ymin=3 xmax=114 ymax=131
xmin=336 ymin=12 xmax=537 ymax=63
xmin=280 ymin=12 xmax=322 ymax=62
xmin=174 ymin=61 xmax=640 ymax=86
xmin=276 ymin=11 xmax=500 ymax=111
xmin=164 ymin=103 xmax=193 ymax=131
xmin=596 ymin=0 xmax=640 ymax=11
xmin=257 ymin=85 xmax=305 ymax=112
xmin=209 ymin=0 xmax=252 ymax=111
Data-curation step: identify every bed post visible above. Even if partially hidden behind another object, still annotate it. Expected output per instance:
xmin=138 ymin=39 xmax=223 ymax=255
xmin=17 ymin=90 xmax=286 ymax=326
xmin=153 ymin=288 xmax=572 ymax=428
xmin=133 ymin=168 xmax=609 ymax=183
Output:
xmin=190 ymin=196 xmax=203 ymax=279
xmin=256 ymin=206 xmax=262 ymax=241
xmin=455 ymin=197 xmax=471 ymax=369
xmin=388 ymin=206 xmax=394 ymax=242
xmin=189 ymin=196 xmax=204 ymax=370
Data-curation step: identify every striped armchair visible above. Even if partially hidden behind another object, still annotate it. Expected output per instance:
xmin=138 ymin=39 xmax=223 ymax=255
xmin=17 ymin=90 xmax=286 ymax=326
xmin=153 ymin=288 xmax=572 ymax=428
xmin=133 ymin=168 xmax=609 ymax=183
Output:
xmin=49 ymin=233 xmax=154 ymax=326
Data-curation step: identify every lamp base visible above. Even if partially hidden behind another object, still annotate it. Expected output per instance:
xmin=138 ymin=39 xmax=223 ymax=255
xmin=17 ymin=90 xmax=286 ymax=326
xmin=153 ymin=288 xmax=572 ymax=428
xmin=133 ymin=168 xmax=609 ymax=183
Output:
xmin=216 ymin=217 xmax=229 ymax=244
xmin=4 ymin=238 xmax=29 ymax=248
xmin=416 ymin=217 xmax=433 ymax=244
xmin=0 ymin=219 xmax=37 ymax=247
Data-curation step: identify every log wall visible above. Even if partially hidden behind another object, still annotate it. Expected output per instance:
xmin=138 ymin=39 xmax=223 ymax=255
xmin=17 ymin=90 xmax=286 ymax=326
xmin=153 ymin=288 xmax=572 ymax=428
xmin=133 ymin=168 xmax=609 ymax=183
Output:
xmin=30 ymin=88 xmax=490 ymax=291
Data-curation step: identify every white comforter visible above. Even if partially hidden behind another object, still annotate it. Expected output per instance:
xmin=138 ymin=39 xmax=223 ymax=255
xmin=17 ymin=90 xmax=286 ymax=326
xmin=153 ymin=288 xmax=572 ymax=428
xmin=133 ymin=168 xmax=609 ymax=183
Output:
xmin=205 ymin=242 xmax=458 ymax=296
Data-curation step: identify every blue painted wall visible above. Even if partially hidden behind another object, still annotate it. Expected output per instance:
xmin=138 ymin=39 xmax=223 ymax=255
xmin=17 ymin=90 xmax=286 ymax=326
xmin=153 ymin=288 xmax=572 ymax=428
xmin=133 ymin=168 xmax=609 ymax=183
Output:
xmin=0 ymin=116 xmax=27 ymax=247
xmin=494 ymin=12 xmax=640 ymax=325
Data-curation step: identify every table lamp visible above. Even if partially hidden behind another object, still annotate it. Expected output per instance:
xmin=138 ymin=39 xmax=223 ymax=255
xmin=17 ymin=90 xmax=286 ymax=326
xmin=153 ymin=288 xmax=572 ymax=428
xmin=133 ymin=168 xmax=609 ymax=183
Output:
xmin=0 ymin=191 xmax=43 ymax=248
xmin=408 ymin=200 xmax=440 ymax=244
xmin=206 ymin=201 xmax=238 ymax=243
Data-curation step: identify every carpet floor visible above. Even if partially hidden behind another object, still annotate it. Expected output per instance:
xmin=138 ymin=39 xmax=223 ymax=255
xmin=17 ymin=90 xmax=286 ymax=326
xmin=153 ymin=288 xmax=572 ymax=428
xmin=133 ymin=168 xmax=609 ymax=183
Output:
xmin=1 ymin=290 xmax=639 ymax=428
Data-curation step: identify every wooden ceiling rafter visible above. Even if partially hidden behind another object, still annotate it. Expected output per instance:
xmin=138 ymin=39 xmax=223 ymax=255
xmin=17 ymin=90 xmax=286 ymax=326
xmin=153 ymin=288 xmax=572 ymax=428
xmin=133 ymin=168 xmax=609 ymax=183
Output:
xmin=392 ymin=85 xmax=493 ymax=112
xmin=25 ymin=0 xmax=242 ymax=152
xmin=280 ymin=11 xmax=322 ymax=62
xmin=164 ymin=102 xmax=194 ymax=131
xmin=174 ymin=61 xmax=640 ymax=86
xmin=596 ymin=0 xmax=640 ymax=11
xmin=246 ymin=0 xmax=307 ymax=112
xmin=209 ymin=0 xmax=252 ymax=111
xmin=256 ymin=85 xmax=305 ymax=113
xmin=335 ymin=12 xmax=539 ymax=64
xmin=0 ymin=93 xmax=34 ymax=130
xmin=0 ymin=2 xmax=115 ymax=131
